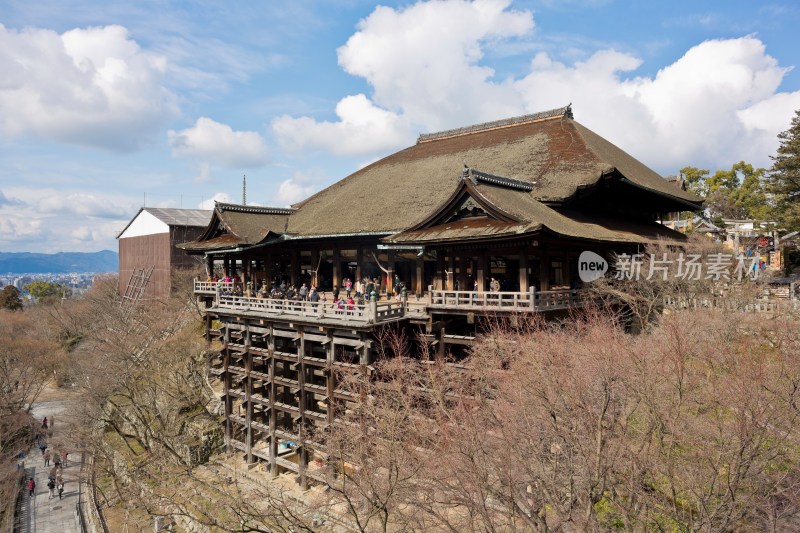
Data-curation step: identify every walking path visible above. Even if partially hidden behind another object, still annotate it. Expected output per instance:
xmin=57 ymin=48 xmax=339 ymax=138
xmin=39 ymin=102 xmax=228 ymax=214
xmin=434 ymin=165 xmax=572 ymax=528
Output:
xmin=15 ymin=399 xmax=82 ymax=533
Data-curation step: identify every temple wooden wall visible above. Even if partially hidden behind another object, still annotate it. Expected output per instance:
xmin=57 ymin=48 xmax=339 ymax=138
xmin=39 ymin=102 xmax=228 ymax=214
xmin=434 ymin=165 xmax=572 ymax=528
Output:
xmin=119 ymin=226 xmax=205 ymax=299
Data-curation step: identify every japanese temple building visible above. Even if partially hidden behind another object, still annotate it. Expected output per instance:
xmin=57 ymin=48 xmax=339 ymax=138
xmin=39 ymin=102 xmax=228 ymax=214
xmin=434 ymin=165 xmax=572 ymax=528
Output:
xmin=181 ymin=105 xmax=702 ymax=486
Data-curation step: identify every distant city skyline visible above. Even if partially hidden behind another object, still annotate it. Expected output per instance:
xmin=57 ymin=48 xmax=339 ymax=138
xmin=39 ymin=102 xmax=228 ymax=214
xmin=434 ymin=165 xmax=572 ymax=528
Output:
xmin=1 ymin=0 xmax=799 ymax=253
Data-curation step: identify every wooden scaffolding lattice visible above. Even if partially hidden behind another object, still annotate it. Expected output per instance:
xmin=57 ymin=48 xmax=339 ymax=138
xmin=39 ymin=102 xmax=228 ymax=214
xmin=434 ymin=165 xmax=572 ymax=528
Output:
xmin=121 ymin=266 xmax=154 ymax=308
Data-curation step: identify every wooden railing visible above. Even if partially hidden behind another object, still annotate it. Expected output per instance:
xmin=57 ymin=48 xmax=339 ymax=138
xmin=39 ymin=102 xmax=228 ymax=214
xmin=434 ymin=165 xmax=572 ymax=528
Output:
xmin=214 ymin=294 xmax=407 ymax=324
xmin=429 ymin=288 xmax=583 ymax=312
xmin=535 ymin=289 xmax=584 ymax=310
xmin=374 ymin=300 xmax=406 ymax=321
xmin=194 ymin=280 xmax=234 ymax=294
xmin=197 ymin=281 xmax=585 ymax=323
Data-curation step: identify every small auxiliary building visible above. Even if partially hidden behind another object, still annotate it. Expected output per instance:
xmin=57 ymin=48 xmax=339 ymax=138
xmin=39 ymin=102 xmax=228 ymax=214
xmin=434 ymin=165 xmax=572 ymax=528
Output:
xmin=117 ymin=207 xmax=212 ymax=299
xmin=182 ymin=106 xmax=702 ymax=486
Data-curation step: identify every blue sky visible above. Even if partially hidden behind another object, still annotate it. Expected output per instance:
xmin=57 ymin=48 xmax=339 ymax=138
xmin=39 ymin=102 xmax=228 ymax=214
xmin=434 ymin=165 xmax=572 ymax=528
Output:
xmin=1 ymin=0 xmax=799 ymax=253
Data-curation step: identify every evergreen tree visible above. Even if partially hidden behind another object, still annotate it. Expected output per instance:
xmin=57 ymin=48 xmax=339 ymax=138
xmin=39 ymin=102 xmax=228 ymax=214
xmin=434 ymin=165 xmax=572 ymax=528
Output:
xmin=678 ymin=166 xmax=709 ymax=197
xmin=769 ymin=109 xmax=800 ymax=231
xmin=22 ymin=280 xmax=71 ymax=303
xmin=703 ymin=161 xmax=769 ymax=222
xmin=0 ymin=286 xmax=23 ymax=311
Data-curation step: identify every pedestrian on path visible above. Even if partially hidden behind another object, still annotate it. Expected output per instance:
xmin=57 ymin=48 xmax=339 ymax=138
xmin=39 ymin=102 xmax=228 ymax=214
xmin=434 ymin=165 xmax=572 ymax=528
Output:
xmin=27 ymin=477 xmax=35 ymax=497
xmin=57 ymin=481 xmax=64 ymax=500
xmin=61 ymin=450 xmax=68 ymax=467
xmin=47 ymin=478 xmax=55 ymax=499
xmin=42 ymin=417 xmax=48 ymax=430
xmin=43 ymin=449 xmax=50 ymax=466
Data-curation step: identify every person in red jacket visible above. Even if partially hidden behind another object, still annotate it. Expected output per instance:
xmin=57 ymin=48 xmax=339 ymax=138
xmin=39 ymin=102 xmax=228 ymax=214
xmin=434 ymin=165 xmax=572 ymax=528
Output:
xmin=27 ymin=477 xmax=35 ymax=497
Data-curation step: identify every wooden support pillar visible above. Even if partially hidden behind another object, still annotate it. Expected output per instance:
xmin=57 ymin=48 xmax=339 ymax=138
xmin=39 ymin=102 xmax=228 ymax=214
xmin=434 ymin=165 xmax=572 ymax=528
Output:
xmin=310 ymin=249 xmax=319 ymax=288
xmin=297 ymin=330 xmax=308 ymax=490
xmin=446 ymin=252 xmax=454 ymax=291
xmin=387 ymin=250 xmax=395 ymax=295
xmin=435 ymin=252 xmax=445 ymax=290
xmin=244 ymin=328 xmax=254 ymax=464
xmin=458 ymin=254 xmax=469 ymax=291
xmin=206 ymin=255 xmax=214 ymax=278
xmin=477 ymin=251 xmax=488 ymax=291
xmin=519 ymin=251 xmax=529 ymax=292
xmin=332 ymin=248 xmax=341 ymax=292
xmin=539 ymin=248 xmax=550 ymax=291
xmin=356 ymin=248 xmax=363 ymax=282
xmin=327 ymin=335 xmax=335 ymax=427
xmin=264 ymin=251 xmax=272 ymax=284
xmin=565 ymin=255 xmax=573 ymax=288
xmin=415 ymin=254 xmax=424 ymax=296
xmin=223 ymin=326 xmax=232 ymax=450
xmin=360 ymin=334 xmax=371 ymax=366
xmin=268 ymin=327 xmax=278 ymax=477
xmin=290 ymin=250 xmax=299 ymax=288
xmin=437 ymin=326 xmax=446 ymax=361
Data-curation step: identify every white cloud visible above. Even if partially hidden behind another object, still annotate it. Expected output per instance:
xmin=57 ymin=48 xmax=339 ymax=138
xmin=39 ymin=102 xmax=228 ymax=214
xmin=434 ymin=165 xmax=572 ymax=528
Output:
xmin=69 ymin=220 xmax=125 ymax=247
xmin=271 ymin=169 xmax=331 ymax=206
xmin=168 ymin=117 xmax=270 ymax=168
xmin=71 ymin=226 xmax=94 ymax=242
xmin=193 ymin=162 xmax=212 ymax=183
xmin=0 ymin=190 xmax=24 ymax=207
xmin=272 ymin=95 xmax=414 ymax=156
xmin=36 ymin=193 xmax=130 ymax=218
xmin=338 ymin=0 xmax=532 ymax=127
xmin=0 ymin=216 xmax=44 ymax=242
xmin=198 ymin=192 xmax=231 ymax=210
xmin=275 ymin=0 xmax=800 ymax=173
xmin=516 ymin=36 xmax=800 ymax=169
xmin=0 ymin=187 xmax=138 ymax=251
xmin=272 ymin=0 xmax=532 ymax=155
xmin=0 ymin=24 xmax=178 ymax=151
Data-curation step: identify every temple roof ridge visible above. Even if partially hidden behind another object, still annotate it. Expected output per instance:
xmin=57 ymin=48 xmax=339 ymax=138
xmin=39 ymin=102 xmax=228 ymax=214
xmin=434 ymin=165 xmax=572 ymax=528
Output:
xmin=417 ymin=104 xmax=572 ymax=143
xmin=216 ymin=202 xmax=295 ymax=215
xmin=461 ymin=167 xmax=535 ymax=192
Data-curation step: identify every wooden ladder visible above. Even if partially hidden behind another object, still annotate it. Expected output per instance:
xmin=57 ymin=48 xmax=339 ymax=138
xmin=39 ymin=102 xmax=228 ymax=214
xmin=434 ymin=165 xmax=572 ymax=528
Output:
xmin=121 ymin=266 xmax=154 ymax=308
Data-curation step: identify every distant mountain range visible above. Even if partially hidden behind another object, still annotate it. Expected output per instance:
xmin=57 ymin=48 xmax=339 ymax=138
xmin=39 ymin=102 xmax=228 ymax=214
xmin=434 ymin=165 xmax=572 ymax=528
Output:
xmin=0 ymin=250 xmax=118 ymax=274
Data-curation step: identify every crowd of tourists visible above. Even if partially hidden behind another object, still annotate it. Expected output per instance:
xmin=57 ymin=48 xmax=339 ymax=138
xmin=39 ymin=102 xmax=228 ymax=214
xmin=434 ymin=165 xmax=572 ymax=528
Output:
xmin=209 ymin=273 xmax=410 ymax=310
xmin=24 ymin=417 xmax=67 ymax=501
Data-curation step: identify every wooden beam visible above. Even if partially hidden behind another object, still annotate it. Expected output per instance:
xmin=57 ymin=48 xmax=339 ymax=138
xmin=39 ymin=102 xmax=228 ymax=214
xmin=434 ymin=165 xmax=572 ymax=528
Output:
xmin=223 ymin=327 xmax=232 ymax=451
xmin=539 ymin=246 xmax=550 ymax=291
xmin=268 ymin=327 xmax=278 ymax=477
xmin=310 ymin=249 xmax=320 ymax=288
xmin=327 ymin=335 xmax=335 ymax=427
xmin=387 ymin=250 xmax=396 ymax=295
xmin=244 ymin=329 xmax=253 ymax=464
xmin=332 ymin=248 xmax=341 ymax=292
xmin=446 ymin=251 xmax=454 ymax=291
xmin=519 ymin=251 xmax=529 ymax=292
xmin=477 ymin=251 xmax=488 ymax=292
xmin=290 ymin=250 xmax=299 ymax=288
xmin=458 ymin=254 xmax=468 ymax=292
xmin=297 ymin=329 xmax=308 ymax=490
xmin=415 ymin=253 xmax=424 ymax=296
